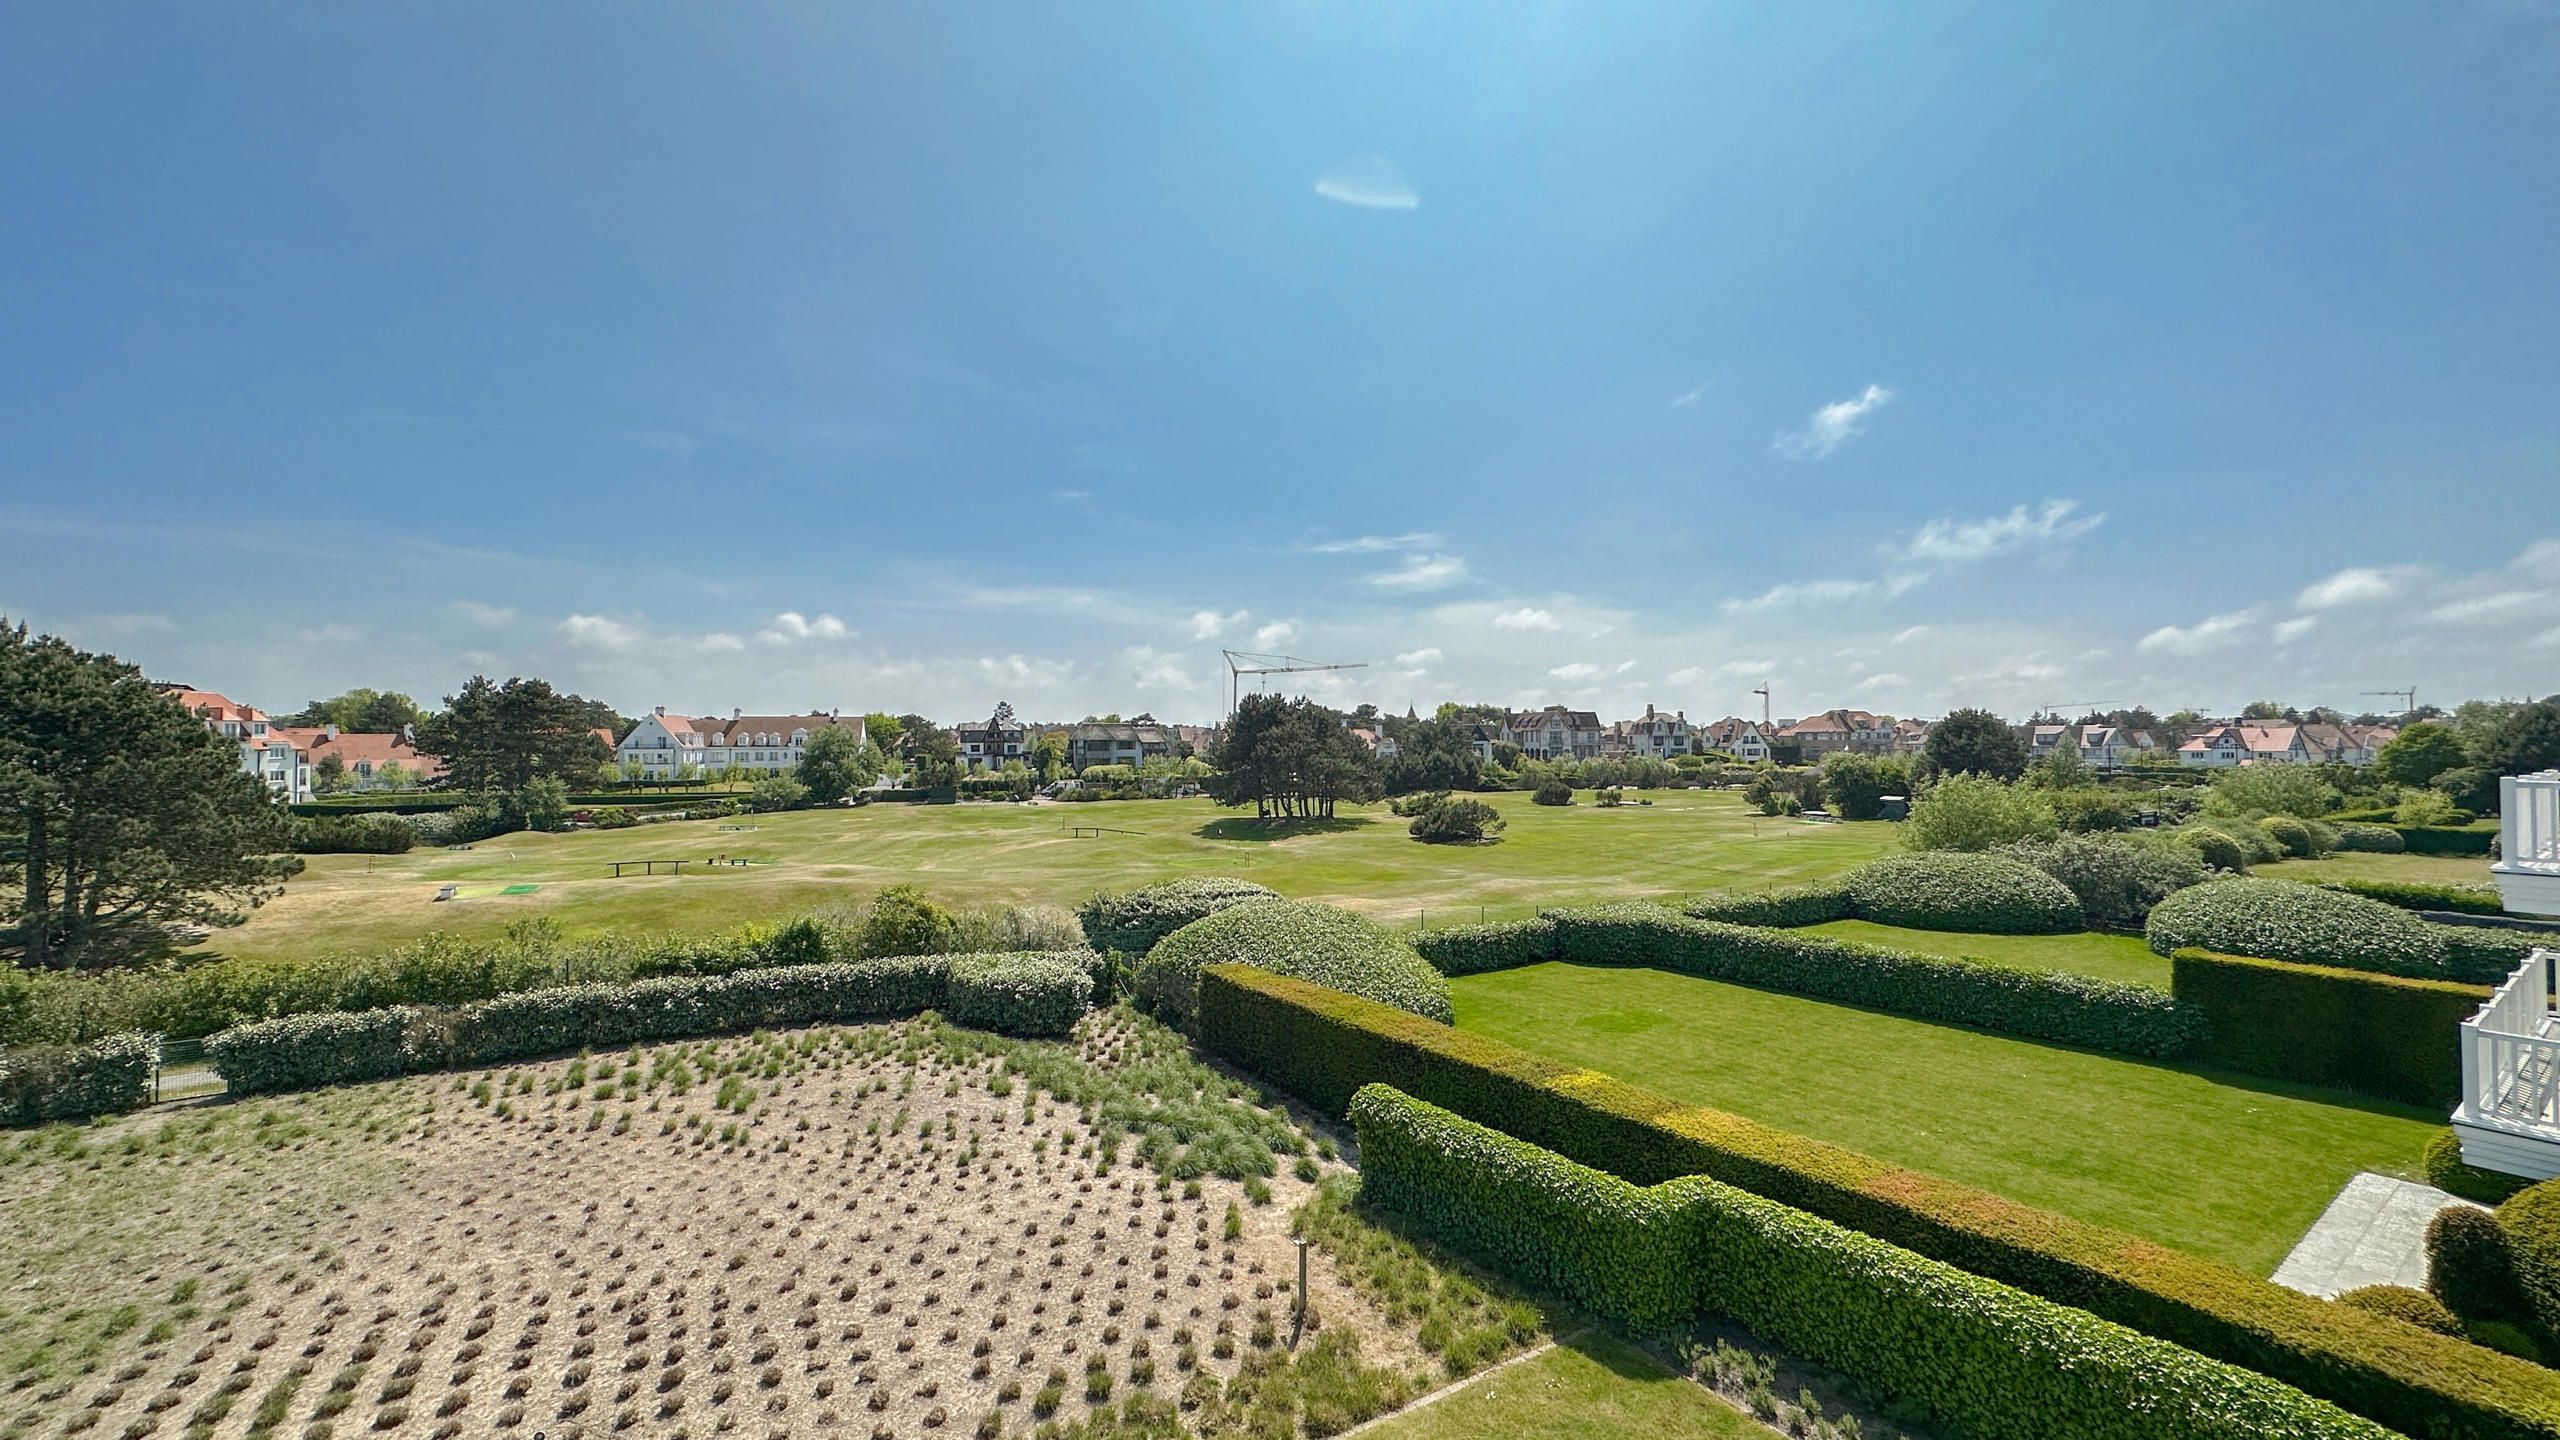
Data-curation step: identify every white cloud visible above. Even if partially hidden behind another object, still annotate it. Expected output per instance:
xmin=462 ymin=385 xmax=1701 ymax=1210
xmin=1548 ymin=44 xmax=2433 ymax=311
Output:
xmin=559 ymin=613 xmax=643 ymax=652
xmin=1772 ymin=383 xmax=1892 ymax=461
xmin=1891 ymin=625 xmax=1932 ymax=644
xmin=1307 ymin=532 xmax=1443 ymax=555
xmin=1668 ymin=380 xmax=1712 ymax=410
xmin=2296 ymin=566 xmax=2421 ymax=610
xmin=2425 ymin=591 xmax=2550 ymax=625
xmin=1721 ymin=574 xmax=1923 ymax=614
xmin=450 ymin=601 xmax=516 ymax=628
xmin=1253 ymin=620 xmax=1299 ymax=649
xmin=1370 ymin=553 xmax=1469 ymax=591
xmin=1548 ymin=662 xmax=1602 ymax=681
xmin=2272 ymin=616 xmax=2319 ymax=643
xmin=1123 ymin=647 xmax=1191 ymax=689
xmin=1188 ymin=609 xmax=1249 ymax=642
xmin=298 ymin=623 xmax=364 ymax=645
xmin=1856 ymin=673 xmax=1907 ymax=691
xmin=2135 ymin=608 xmax=2260 ymax=656
xmin=2514 ymin=539 xmax=2560 ymax=578
xmin=1894 ymin=500 xmax=2103 ymax=566
xmin=1313 ymin=154 xmax=1418 ymax=210
xmin=1492 ymin=607 xmax=1560 ymax=633
xmin=696 ymin=633 xmax=746 ymax=653
xmin=1394 ymin=647 xmax=1442 ymax=667
xmin=759 ymin=611 xmax=852 ymax=645
xmin=979 ymin=654 xmax=1076 ymax=687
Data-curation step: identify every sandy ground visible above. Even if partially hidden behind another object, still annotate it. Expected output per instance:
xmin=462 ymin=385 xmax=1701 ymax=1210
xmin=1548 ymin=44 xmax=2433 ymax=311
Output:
xmin=8 ymin=1017 xmax=1405 ymax=1440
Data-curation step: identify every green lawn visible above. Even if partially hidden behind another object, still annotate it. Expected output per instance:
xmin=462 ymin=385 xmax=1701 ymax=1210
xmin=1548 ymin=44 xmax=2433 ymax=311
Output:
xmin=1364 ymin=1332 xmax=1762 ymax=1440
xmin=2260 ymin=850 xmax=2500 ymax=889
xmin=1452 ymin=963 xmax=2441 ymax=1273
xmin=1797 ymin=919 xmax=2173 ymax=989
xmin=201 ymin=790 xmax=1901 ymax=966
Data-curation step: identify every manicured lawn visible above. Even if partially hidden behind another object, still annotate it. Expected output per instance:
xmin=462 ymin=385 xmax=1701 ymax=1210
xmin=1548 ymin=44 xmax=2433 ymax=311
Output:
xmin=1798 ymin=918 xmax=2172 ymax=990
xmin=201 ymin=791 xmax=1900 ymax=966
xmin=1452 ymin=963 xmax=2441 ymax=1273
xmin=2261 ymin=850 xmax=2499 ymax=889
xmin=1364 ymin=1331 xmax=1763 ymax=1440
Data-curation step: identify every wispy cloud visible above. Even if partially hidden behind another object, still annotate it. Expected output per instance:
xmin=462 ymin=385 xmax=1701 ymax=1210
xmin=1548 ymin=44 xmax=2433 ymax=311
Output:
xmin=980 ymin=654 xmax=1076 ymax=687
xmin=1313 ymin=154 xmax=1419 ymax=210
xmin=2136 ymin=607 xmax=2260 ymax=656
xmin=1668 ymin=380 xmax=1712 ymax=410
xmin=559 ymin=613 xmax=643 ymax=653
xmin=1721 ymin=575 xmax=1922 ymax=615
xmin=450 ymin=600 xmax=517 ymax=628
xmin=1123 ymin=647 xmax=1190 ymax=689
xmin=1394 ymin=647 xmax=1442 ymax=667
xmin=298 ymin=623 xmax=364 ymax=645
xmin=1492 ymin=607 xmax=1560 ymax=633
xmin=1548 ymin=662 xmax=1602 ymax=681
xmin=1307 ymin=532 xmax=1443 ymax=555
xmin=1370 ymin=553 xmax=1469 ymax=591
xmin=2296 ymin=565 xmax=2422 ymax=610
xmin=1253 ymin=620 xmax=1299 ymax=649
xmin=1856 ymin=673 xmax=1907 ymax=691
xmin=2425 ymin=591 xmax=2550 ymax=625
xmin=1894 ymin=500 xmax=2103 ymax=566
xmin=2272 ymin=616 xmax=2319 ymax=643
xmin=1773 ymin=383 xmax=1892 ymax=461
xmin=758 ymin=611 xmax=851 ymax=645
xmin=1049 ymin=488 xmax=1092 ymax=504
xmin=1188 ymin=609 xmax=1250 ymax=642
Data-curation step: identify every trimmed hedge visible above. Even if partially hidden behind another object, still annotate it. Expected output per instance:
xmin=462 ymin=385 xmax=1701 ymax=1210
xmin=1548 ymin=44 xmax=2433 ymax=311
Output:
xmin=1137 ymin=900 xmax=1450 ymax=1027
xmin=945 ymin=953 xmax=1094 ymax=1037
xmin=2338 ymin=1286 xmax=2466 ymax=1338
xmin=207 ymin=952 xmax=1069 ymax=1096
xmin=2429 ymin=1129 xmax=2536 ymax=1207
xmin=1075 ymin=877 xmax=1279 ymax=955
xmin=1195 ymin=966 xmax=2560 ymax=1440
xmin=2404 ymin=825 xmax=2500 ymax=857
xmin=2502 ymin=1181 xmax=2560 ymax=1343
xmin=1680 ymin=883 xmax=1854 ymax=928
xmin=2335 ymin=824 xmax=2410 ymax=855
xmin=1543 ymin=904 xmax=2199 ymax=1058
xmin=2170 ymin=949 xmax=2486 ymax=1107
xmin=1352 ymin=1085 xmax=2398 ymax=1440
xmin=1842 ymin=852 xmax=2085 ymax=934
xmin=1411 ymin=919 xmax=1559 ymax=977
xmin=2328 ymin=880 xmax=2507 ymax=917
xmin=2429 ymin=1206 xmax=2530 ymax=1329
xmin=2147 ymin=879 xmax=2458 ymax=980
xmin=1 ymin=1032 xmax=157 ymax=1127
xmin=2004 ymin=833 xmax=2208 ymax=929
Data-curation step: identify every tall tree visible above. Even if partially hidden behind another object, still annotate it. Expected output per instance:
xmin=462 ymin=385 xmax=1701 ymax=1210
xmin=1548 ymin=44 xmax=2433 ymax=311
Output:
xmin=1382 ymin=716 xmax=1485 ymax=795
xmin=414 ymin=675 xmax=614 ymax=793
xmin=0 ymin=622 xmax=301 ymax=970
xmin=2376 ymin=720 xmax=2468 ymax=787
xmin=905 ymin=725 xmax=962 ymax=789
xmin=863 ymin=713 xmax=906 ymax=753
xmin=795 ymin=723 xmax=877 ymax=804
xmin=2473 ymin=698 xmax=2560 ymax=778
xmin=1918 ymin=707 xmax=2028 ymax=782
xmin=1205 ymin=695 xmax=1382 ymax=819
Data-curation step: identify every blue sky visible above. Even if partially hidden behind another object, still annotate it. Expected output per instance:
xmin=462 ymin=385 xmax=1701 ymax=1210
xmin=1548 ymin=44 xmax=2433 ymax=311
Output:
xmin=4 ymin=3 xmax=2556 ymax=724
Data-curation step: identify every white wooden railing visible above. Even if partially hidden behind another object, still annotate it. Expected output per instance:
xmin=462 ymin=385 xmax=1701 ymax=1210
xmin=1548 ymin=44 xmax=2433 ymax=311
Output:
xmin=2505 ymin=772 xmax=2560 ymax=876
xmin=2463 ymin=949 xmax=2560 ymax=1126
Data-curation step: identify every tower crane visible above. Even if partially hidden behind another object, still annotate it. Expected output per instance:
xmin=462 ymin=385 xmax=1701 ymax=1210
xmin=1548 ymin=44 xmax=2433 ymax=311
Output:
xmin=2361 ymin=687 xmax=2417 ymax=718
xmin=1220 ymin=650 xmax=1368 ymax=718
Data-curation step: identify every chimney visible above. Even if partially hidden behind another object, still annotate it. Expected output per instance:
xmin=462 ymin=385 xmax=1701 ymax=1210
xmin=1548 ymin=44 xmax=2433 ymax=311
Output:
xmin=733 ymin=707 xmax=744 ymax=721
xmin=323 ymin=723 xmax=338 ymax=741
xmin=402 ymin=723 xmax=414 ymax=743
xmin=654 ymin=706 xmax=666 ymax=717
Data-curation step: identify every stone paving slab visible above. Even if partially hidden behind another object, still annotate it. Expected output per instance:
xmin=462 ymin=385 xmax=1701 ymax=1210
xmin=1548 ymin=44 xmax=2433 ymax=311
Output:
xmin=2271 ymin=1172 xmax=2480 ymax=1298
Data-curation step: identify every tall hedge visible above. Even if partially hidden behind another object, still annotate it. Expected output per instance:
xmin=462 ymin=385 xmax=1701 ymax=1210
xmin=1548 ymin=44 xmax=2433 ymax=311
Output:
xmin=945 ymin=953 xmax=1094 ymax=1038
xmin=1411 ymin=919 xmax=1559 ymax=976
xmin=2147 ymin=879 xmax=2464 ymax=979
xmin=1075 ymin=877 xmax=1279 ymax=954
xmin=1680 ymin=883 xmax=1854 ymax=928
xmin=0 ymin=1032 xmax=157 ymax=1127
xmin=1543 ymin=903 xmax=2199 ymax=1058
xmin=2328 ymin=880 xmax=2505 ymax=917
xmin=2170 ymin=949 xmax=2487 ymax=1107
xmin=1136 ymin=900 xmax=1450 ymax=1026
xmin=1842 ymin=852 xmax=2085 ymax=934
xmin=1196 ymin=966 xmax=2560 ymax=1440
xmin=1353 ymin=1086 xmax=2395 ymax=1440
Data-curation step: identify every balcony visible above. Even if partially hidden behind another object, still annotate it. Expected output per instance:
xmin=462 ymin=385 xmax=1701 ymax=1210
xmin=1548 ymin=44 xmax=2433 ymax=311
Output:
xmin=2454 ymin=948 xmax=2560 ymax=1178
xmin=2496 ymin=771 xmax=2560 ymax=918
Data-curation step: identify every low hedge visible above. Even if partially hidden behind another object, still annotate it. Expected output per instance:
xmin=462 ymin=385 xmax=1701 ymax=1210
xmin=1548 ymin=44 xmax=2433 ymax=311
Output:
xmin=1195 ymin=966 xmax=2560 ymax=1440
xmin=1543 ymin=904 xmax=2200 ymax=1058
xmin=2170 ymin=949 xmax=2486 ymax=1107
xmin=2429 ymin=1206 xmax=2531 ymax=1329
xmin=1 ymin=1032 xmax=158 ymax=1127
xmin=2147 ymin=879 xmax=2456 ymax=980
xmin=291 ymin=813 xmax=418 ymax=854
xmin=1842 ymin=852 xmax=2085 ymax=934
xmin=2428 ymin=1129 xmax=2536 ymax=1207
xmin=2405 ymin=826 xmax=2500 ymax=857
xmin=1680 ymin=883 xmax=1854 ymax=928
xmin=1411 ymin=919 xmax=1559 ymax=976
xmin=2328 ymin=880 xmax=2508 ymax=917
xmin=2503 ymin=1181 xmax=2560 ymax=1343
xmin=1075 ymin=877 xmax=1280 ymax=955
xmin=1137 ymin=900 xmax=1450 ymax=1026
xmin=207 ymin=952 xmax=1071 ymax=1096
xmin=945 ymin=953 xmax=1094 ymax=1037
xmin=2338 ymin=1286 xmax=2466 ymax=1338
xmin=2334 ymin=824 xmax=2410 ymax=854
xmin=1352 ymin=1085 xmax=2396 ymax=1440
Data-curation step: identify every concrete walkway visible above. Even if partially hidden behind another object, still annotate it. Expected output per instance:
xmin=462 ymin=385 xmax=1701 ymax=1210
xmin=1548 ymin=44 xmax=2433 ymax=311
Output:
xmin=2271 ymin=1172 xmax=2478 ymax=1298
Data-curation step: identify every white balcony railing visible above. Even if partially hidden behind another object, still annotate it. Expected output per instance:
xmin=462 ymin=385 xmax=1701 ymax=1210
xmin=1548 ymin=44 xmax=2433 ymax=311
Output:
xmin=2497 ymin=773 xmax=2560 ymax=919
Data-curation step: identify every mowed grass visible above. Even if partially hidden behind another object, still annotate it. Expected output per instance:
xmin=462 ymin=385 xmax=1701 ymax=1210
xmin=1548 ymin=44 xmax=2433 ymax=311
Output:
xmin=2260 ymin=849 xmax=2500 ymax=889
xmin=1798 ymin=919 xmax=2173 ymax=990
xmin=200 ymin=791 xmax=1901 ymax=966
xmin=1451 ymin=963 xmax=2441 ymax=1273
xmin=1364 ymin=1331 xmax=1764 ymax=1440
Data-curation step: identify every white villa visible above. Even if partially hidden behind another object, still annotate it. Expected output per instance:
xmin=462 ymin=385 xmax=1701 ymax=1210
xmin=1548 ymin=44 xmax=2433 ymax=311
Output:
xmin=618 ymin=707 xmax=866 ymax=780
xmin=2450 ymin=771 xmax=2560 ymax=1178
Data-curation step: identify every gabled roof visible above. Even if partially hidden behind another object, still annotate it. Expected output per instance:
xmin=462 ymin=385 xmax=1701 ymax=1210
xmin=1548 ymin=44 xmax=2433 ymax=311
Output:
xmin=1508 ymin=707 xmax=1601 ymax=731
xmin=280 ymin=727 xmax=448 ymax=779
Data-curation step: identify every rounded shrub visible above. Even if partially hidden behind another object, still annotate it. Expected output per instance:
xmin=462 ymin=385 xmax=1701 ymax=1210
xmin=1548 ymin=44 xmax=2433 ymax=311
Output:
xmin=2335 ymin=1284 xmax=2464 ymax=1337
xmin=2257 ymin=814 xmax=2317 ymax=859
xmin=2142 ymin=878 xmax=2444 ymax=976
xmin=2499 ymin=1178 xmax=2560 ymax=1339
xmin=1842 ymin=852 xmax=2085 ymax=935
xmin=2334 ymin=822 xmax=2407 ymax=854
xmin=2466 ymin=1319 xmax=2549 ymax=1365
xmin=944 ymin=952 xmax=1095 ymax=1038
xmin=2426 ymin=1127 xmax=2535 ymax=1207
xmin=2179 ymin=827 xmax=2249 ymax=875
xmin=1532 ymin=778 xmax=1573 ymax=807
xmin=1076 ymin=877 xmax=1279 ymax=955
xmin=2427 ymin=1203 xmax=2529 ymax=1326
xmin=1137 ymin=899 xmax=1452 ymax=1027
xmin=1408 ymin=797 xmax=1504 ymax=844
xmin=2002 ymin=833 xmax=2206 ymax=930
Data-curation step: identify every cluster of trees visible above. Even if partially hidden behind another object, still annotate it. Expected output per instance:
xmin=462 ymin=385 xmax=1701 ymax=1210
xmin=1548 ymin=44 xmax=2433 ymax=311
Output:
xmin=280 ymin=687 xmax=430 ymax=735
xmin=1204 ymin=694 xmax=1382 ymax=820
xmin=2376 ymin=700 xmax=2560 ymax=811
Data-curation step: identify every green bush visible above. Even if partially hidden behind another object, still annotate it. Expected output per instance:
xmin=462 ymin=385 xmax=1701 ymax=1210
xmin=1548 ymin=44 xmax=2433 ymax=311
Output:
xmin=2399 ymin=790 xmax=2463 ymax=828
xmin=860 ymin=884 xmax=959 ymax=957
xmin=1544 ymin=904 xmax=2197 ymax=1057
xmin=2335 ymin=823 xmax=2408 ymax=854
xmin=2499 ymin=1180 xmax=2560 ymax=1343
xmin=2146 ymin=879 xmax=2452 ymax=979
xmin=291 ymin=813 xmax=418 ymax=855
xmin=1351 ymin=1085 xmax=2398 ymax=1440
xmin=2180 ymin=826 xmax=2251 ymax=874
xmin=208 ymin=1007 xmax=421 ymax=1096
xmin=2327 ymin=880 xmax=2506 ymax=916
xmin=2169 ymin=950 xmax=2484 ymax=1107
xmin=1679 ymin=883 xmax=1853 ymax=928
xmin=2336 ymin=1286 xmax=2465 ymax=1338
xmin=2433 ymin=924 xmax=2545 ymax=985
xmin=1408 ymin=796 xmax=1504 ymax=843
xmin=1842 ymin=852 xmax=2085 ymax=934
xmin=1194 ymin=966 xmax=2560 ymax=1440
xmin=1411 ymin=919 xmax=1558 ymax=977
xmin=944 ymin=952 xmax=1095 ymax=1037
xmin=1903 ymin=773 xmax=2058 ymax=852
xmin=2260 ymin=814 xmax=2319 ymax=859
xmin=1137 ymin=900 xmax=1450 ymax=1027
xmin=2428 ymin=1205 xmax=2531 ymax=1328
xmin=0 ymin=1032 xmax=157 ymax=1126
xmin=2048 ymin=787 xmax=2141 ymax=833
xmin=2468 ymin=1320 xmax=2549 ymax=1366
xmin=1531 ymin=778 xmax=1573 ymax=806
xmin=1075 ymin=877 xmax=1280 ymax=955
xmin=2403 ymin=825 xmax=2500 ymax=858
xmin=2427 ymin=1129 xmax=2536 ymax=1207
xmin=2004 ymin=833 xmax=2207 ymax=929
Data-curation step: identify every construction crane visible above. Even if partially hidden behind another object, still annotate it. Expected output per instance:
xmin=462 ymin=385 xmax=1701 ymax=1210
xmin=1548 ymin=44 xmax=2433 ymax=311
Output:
xmin=2361 ymin=687 xmax=2417 ymax=718
xmin=1221 ymin=650 xmax=1368 ymax=718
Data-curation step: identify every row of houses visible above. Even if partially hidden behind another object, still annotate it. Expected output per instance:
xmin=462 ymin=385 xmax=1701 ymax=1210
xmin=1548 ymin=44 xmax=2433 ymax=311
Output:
xmin=2176 ymin=721 xmax=2398 ymax=768
xmin=166 ymin=688 xmax=447 ymax=802
xmin=619 ymin=709 xmax=1212 ymax=780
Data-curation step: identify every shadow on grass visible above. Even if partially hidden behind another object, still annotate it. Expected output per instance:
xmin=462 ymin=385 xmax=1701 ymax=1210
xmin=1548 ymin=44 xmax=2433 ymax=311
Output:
xmin=1196 ymin=815 xmax=1376 ymax=843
